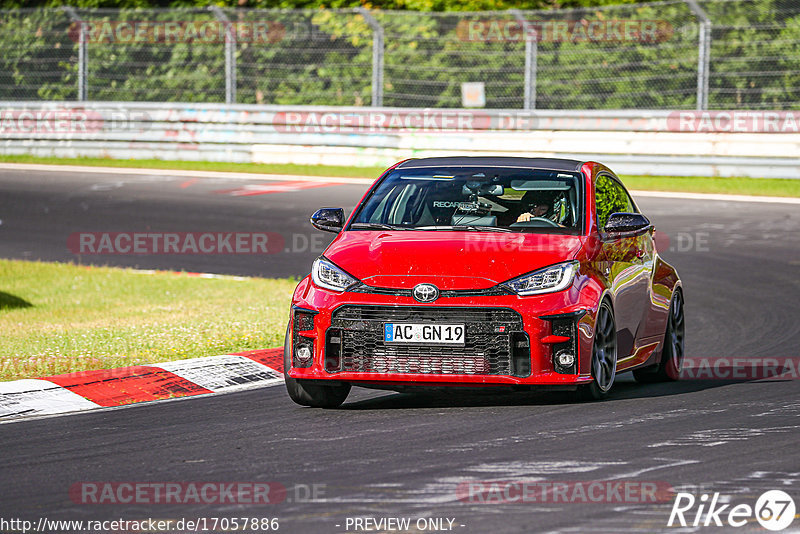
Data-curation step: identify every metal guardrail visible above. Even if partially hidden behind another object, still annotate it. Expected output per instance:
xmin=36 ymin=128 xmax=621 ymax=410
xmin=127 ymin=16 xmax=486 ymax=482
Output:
xmin=1 ymin=102 xmax=799 ymax=178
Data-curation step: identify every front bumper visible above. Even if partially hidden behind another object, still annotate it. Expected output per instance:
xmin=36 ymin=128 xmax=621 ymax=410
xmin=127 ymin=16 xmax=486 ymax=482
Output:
xmin=288 ymin=279 xmax=596 ymax=387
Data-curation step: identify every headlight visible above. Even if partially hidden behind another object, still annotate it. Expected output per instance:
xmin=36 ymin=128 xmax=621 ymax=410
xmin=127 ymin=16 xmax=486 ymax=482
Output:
xmin=501 ymin=261 xmax=578 ymax=296
xmin=311 ymin=257 xmax=358 ymax=292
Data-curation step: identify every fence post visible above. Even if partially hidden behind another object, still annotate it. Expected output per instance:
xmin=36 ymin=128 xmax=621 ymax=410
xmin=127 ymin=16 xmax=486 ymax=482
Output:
xmin=210 ymin=6 xmax=236 ymax=104
xmin=358 ymin=8 xmax=384 ymax=107
xmin=62 ymin=6 xmax=87 ymax=101
xmin=684 ymin=0 xmax=711 ymax=110
xmin=511 ymin=10 xmax=537 ymax=110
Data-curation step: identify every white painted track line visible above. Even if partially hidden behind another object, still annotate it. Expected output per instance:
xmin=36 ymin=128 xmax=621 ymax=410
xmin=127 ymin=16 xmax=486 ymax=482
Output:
xmin=630 ymin=189 xmax=800 ymax=204
xmin=0 ymin=163 xmax=376 ymax=185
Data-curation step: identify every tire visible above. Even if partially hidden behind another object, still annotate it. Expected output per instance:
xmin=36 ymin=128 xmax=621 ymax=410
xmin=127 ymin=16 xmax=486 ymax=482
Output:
xmin=633 ymin=289 xmax=685 ymax=383
xmin=578 ymin=300 xmax=617 ymax=401
xmin=283 ymin=322 xmax=351 ymax=408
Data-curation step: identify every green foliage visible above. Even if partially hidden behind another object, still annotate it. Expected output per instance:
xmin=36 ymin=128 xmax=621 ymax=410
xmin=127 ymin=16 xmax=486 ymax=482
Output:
xmin=0 ymin=0 xmax=797 ymax=109
xmin=5 ymin=0 xmax=642 ymax=11
xmin=0 ymin=9 xmax=77 ymax=100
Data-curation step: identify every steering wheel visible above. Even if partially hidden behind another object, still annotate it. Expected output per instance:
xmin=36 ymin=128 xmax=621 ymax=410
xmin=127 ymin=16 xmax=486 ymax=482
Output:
xmin=510 ymin=217 xmax=561 ymax=228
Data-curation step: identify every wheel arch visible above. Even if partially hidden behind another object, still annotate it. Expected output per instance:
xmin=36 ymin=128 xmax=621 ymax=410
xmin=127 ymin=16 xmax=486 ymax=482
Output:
xmin=576 ymin=289 xmax=616 ymax=377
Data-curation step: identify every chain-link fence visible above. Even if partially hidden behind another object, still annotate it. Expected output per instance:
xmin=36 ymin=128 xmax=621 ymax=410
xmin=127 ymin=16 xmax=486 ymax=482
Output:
xmin=1 ymin=0 xmax=798 ymax=109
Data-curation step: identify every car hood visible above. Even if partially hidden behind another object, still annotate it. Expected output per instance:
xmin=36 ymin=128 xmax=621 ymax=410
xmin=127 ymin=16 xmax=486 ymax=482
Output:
xmin=325 ymin=230 xmax=586 ymax=290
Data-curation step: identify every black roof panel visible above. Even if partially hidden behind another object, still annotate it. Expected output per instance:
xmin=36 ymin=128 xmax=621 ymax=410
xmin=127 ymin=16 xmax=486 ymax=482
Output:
xmin=396 ymin=156 xmax=585 ymax=172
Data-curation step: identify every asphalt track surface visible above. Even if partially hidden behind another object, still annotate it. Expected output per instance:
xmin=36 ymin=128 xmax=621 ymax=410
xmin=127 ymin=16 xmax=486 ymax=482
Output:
xmin=1 ymin=168 xmax=799 ymax=533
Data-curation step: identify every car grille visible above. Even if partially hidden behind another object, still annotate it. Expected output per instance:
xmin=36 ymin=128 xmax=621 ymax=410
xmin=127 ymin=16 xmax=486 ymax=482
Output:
xmin=325 ymin=306 xmax=530 ymax=377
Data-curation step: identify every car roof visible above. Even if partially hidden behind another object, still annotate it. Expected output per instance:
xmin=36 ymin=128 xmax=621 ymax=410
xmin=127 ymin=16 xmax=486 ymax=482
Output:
xmin=395 ymin=157 xmax=585 ymax=172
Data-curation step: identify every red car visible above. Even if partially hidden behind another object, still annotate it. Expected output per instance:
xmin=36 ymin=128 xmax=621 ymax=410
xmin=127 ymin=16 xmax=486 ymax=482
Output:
xmin=284 ymin=157 xmax=684 ymax=407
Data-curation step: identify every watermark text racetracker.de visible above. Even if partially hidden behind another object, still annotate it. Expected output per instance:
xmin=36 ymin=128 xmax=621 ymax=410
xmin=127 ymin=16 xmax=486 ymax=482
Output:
xmin=273 ymin=110 xmax=539 ymax=133
xmin=68 ymin=20 xmax=285 ymax=44
xmin=680 ymin=357 xmax=800 ymax=381
xmin=457 ymin=480 xmax=674 ymax=503
xmin=69 ymin=481 xmax=323 ymax=505
xmin=1 ymin=516 xmax=280 ymax=533
xmin=68 ymin=230 xmax=711 ymax=256
xmin=65 ymin=18 xmax=389 ymax=44
xmin=457 ymin=19 xmax=673 ymax=43
xmin=0 ymin=108 xmax=149 ymax=134
xmin=667 ymin=111 xmax=800 ymax=133
xmin=67 ymin=232 xmax=330 ymax=255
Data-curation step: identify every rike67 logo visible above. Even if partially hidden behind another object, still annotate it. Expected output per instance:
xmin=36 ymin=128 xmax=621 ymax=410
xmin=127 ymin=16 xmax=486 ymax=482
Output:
xmin=668 ymin=490 xmax=795 ymax=531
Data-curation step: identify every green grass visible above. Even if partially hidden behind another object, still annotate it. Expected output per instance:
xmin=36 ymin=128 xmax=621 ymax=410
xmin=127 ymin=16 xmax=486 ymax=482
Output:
xmin=0 ymin=259 xmax=293 ymax=381
xmin=1 ymin=154 xmax=798 ymax=197
xmin=620 ymin=175 xmax=800 ymax=198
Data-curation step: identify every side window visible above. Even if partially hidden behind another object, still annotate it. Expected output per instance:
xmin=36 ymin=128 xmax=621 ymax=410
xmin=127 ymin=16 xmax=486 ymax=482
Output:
xmin=595 ymin=174 xmax=634 ymax=229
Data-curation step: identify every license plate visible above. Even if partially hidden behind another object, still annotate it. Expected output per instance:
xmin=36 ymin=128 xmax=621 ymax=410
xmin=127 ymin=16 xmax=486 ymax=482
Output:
xmin=384 ymin=323 xmax=465 ymax=345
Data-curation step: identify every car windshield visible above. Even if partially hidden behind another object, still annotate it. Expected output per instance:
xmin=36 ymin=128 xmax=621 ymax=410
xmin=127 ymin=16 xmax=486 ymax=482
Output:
xmin=350 ymin=166 xmax=583 ymax=234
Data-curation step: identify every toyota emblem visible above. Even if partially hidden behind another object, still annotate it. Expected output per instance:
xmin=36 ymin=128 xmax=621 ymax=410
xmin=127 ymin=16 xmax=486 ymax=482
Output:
xmin=412 ymin=283 xmax=440 ymax=303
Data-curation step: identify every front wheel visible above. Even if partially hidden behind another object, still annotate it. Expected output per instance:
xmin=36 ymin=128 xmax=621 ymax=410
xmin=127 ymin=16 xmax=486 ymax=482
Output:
xmin=578 ymin=300 xmax=617 ymax=401
xmin=283 ymin=323 xmax=351 ymax=408
xmin=634 ymin=289 xmax=685 ymax=383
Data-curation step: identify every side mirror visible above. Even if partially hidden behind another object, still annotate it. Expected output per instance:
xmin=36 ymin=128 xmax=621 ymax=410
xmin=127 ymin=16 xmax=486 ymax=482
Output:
xmin=310 ymin=208 xmax=345 ymax=233
xmin=603 ymin=212 xmax=651 ymax=234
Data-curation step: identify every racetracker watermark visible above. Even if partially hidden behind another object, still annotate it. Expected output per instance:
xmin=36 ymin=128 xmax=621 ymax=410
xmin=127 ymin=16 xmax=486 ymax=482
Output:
xmin=654 ymin=231 xmax=710 ymax=254
xmin=71 ymin=482 xmax=285 ymax=505
xmin=0 ymin=109 xmax=150 ymax=134
xmin=68 ymin=21 xmax=285 ymax=44
xmin=69 ymin=482 xmax=325 ymax=505
xmin=68 ymin=232 xmax=284 ymax=255
xmin=273 ymin=110 xmax=539 ymax=133
xmin=68 ymin=231 xmax=330 ymax=255
xmin=453 ymin=231 xmax=709 ymax=254
xmin=461 ymin=235 xmax=588 ymax=254
xmin=456 ymin=480 xmax=674 ymax=503
xmin=667 ymin=111 xmax=800 ymax=133
xmin=680 ymin=357 xmax=800 ymax=381
xmin=457 ymin=19 xmax=673 ymax=42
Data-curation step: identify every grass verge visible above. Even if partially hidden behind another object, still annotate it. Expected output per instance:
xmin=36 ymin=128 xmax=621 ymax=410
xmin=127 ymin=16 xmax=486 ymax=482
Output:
xmin=0 ymin=259 xmax=293 ymax=381
xmin=1 ymin=154 xmax=798 ymax=198
xmin=620 ymin=175 xmax=800 ymax=198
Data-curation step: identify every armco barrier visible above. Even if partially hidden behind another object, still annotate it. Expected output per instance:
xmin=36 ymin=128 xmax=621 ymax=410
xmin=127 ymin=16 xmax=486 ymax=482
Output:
xmin=1 ymin=102 xmax=799 ymax=178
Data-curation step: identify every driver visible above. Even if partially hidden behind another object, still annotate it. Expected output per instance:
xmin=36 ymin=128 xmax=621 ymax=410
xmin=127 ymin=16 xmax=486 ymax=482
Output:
xmin=516 ymin=190 xmax=561 ymax=223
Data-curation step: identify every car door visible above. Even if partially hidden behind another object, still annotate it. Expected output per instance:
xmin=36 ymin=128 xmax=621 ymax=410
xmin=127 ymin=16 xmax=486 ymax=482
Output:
xmin=594 ymin=173 xmax=651 ymax=360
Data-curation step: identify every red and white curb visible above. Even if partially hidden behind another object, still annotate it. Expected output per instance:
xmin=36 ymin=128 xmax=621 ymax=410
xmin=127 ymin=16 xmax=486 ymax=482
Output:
xmin=0 ymin=348 xmax=284 ymax=423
